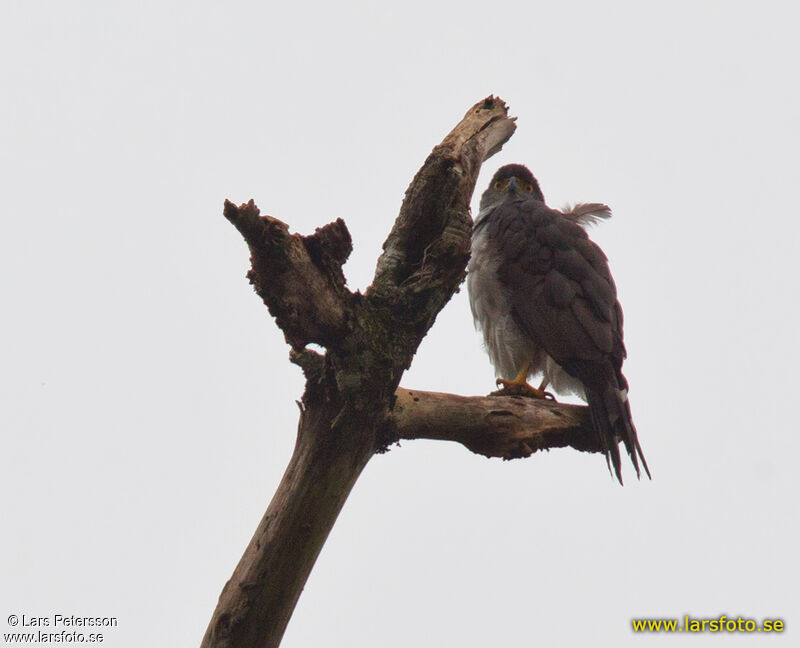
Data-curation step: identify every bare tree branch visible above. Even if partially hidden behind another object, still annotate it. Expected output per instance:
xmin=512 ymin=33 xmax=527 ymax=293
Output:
xmin=223 ymin=200 xmax=353 ymax=351
xmin=390 ymin=389 xmax=599 ymax=458
xmin=371 ymin=97 xmax=516 ymax=309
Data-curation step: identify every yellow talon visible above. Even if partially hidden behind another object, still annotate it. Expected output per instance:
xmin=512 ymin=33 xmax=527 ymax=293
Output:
xmin=495 ymin=363 xmax=556 ymax=400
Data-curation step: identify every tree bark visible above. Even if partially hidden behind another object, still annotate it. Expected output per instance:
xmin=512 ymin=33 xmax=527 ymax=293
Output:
xmin=201 ymin=374 xmax=375 ymax=648
xmin=390 ymin=388 xmax=600 ymax=458
xmin=201 ymin=97 xmax=597 ymax=648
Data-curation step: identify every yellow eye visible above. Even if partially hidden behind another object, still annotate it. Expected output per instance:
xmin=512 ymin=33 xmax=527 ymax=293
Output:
xmin=522 ymin=181 xmax=534 ymax=193
xmin=494 ymin=178 xmax=509 ymax=190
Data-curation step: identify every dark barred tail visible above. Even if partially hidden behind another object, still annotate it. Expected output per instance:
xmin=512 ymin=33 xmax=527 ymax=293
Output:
xmin=585 ymin=384 xmax=651 ymax=485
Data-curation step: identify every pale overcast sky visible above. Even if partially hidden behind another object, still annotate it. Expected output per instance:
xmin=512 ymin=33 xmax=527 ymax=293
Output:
xmin=2 ymin=1 xmax=798 ymax=646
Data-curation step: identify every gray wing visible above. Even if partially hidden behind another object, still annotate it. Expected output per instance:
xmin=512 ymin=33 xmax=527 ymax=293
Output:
xmin=491 ymin=199 xmax=624 ymax=367
xmin=489 ymin=199 xmax=648 ymax=483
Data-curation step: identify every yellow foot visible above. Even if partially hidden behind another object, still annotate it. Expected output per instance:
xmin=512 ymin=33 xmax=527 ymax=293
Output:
xmin=495 ymin=377 xmax=555 ymax=400
xmin=495 ymin=364 xmax=556 ymax=400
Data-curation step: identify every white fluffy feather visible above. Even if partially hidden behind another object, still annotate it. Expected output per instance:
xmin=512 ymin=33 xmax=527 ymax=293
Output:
xmin=559 ymin=202 xmax=612 ymax=227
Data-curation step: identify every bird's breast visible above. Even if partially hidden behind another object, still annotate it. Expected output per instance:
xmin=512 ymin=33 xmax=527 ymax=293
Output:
xmin=468 ymin=217 xmax=587 ymax=400
xmin=468 ymin=224 xmax=538 ymax=380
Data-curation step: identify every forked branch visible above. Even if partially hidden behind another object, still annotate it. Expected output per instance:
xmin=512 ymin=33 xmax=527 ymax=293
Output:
xmin=202 ymin=97 xmax=597 ymax=648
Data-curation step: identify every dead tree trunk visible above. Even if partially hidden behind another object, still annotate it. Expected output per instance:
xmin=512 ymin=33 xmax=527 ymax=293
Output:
xmin=200 ymin=97 xmax=601 ymax=648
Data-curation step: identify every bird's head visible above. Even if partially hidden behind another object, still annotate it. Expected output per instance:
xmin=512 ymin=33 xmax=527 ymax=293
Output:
xmin=480 ymin=164 xmax=545 ymax=211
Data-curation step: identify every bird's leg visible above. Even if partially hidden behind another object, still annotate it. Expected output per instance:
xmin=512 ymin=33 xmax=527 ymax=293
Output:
xmin=496 ymin=363 xmax=555 ymax=400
